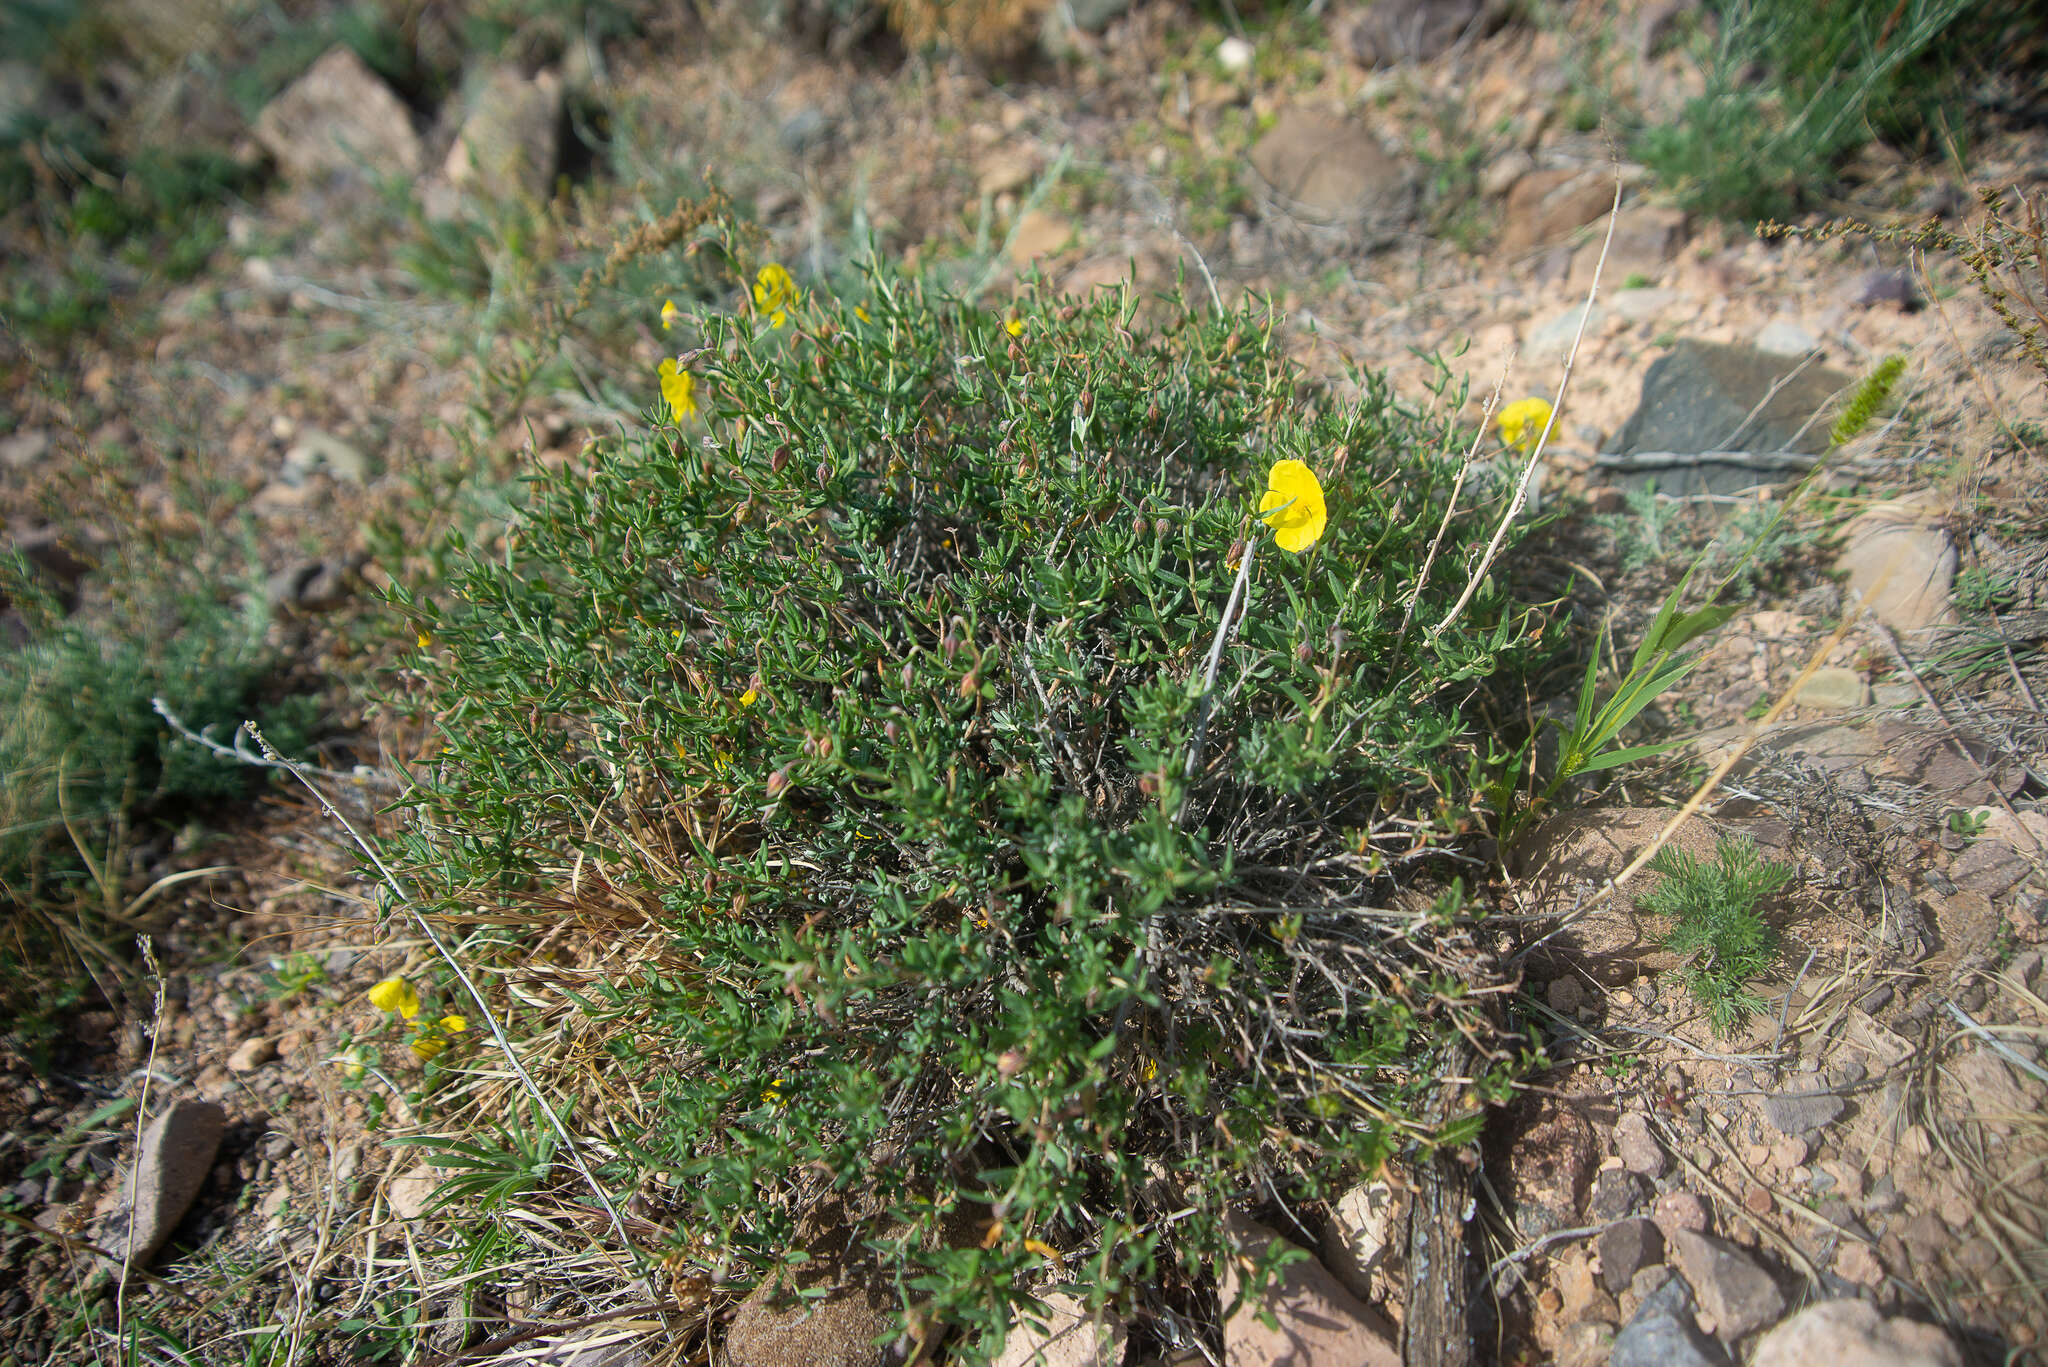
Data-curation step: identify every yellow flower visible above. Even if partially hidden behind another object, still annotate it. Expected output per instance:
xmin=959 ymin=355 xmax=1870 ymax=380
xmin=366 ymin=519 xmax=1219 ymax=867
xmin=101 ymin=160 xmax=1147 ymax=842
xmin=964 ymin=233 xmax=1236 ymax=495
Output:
xmin=753 ymin=264 xmax=799 ymax=328
xmin=659 ymin=357 xmax=698 ymax=421
xmin=855 ymin=303 xmax=871 ymax=322
xmin=1005 ymin=312 xmax=1024 ymax=337
xmin=415 ymin=628 xmax=432 ymax=650
xmin=1498 ymin=397 xmax=1554 ymax=454
xmin=660 ymin=297 xmax=680 ymax=330
xmin=739 ymin=687 xmax=758 ymax=706
xmin=1258 ymin=459 xmax=1327 ymax=554
xmin=761 ymin=1077 xmax=785 ymax=1105
xmin=408 ymin=1015 xmax=467 ymax=1061
xmin=368 ymin=977 xmax=421 ymax=1020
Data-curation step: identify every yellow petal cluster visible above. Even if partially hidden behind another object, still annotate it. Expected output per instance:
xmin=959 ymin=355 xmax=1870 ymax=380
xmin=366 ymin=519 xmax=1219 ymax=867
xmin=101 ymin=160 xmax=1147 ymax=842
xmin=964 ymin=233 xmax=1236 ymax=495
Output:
xmin=368 ymin=977 xmax=421 ymax=1020
xmin=410 ymin=1016 xmax=468 ymax=1061
xmin=659 ymin=358 xmax=698 ymax=421
xmin=660 ymin=297 xmax=680 ymax=330
xmin=1258 ymin=460 xmax=1327 ymax=554
xmin=753 ymin=264 xmax=800 ymax=329
xmin=1498 ymin=397 xmax=1554 ymax=454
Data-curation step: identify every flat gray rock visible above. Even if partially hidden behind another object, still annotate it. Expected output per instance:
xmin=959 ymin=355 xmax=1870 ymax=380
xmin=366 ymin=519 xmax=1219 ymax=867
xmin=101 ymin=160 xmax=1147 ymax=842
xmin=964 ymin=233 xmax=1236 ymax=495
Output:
xmin=97 ymin=1100 xmax=226 ymax=1272
xmin=1667 ymin=1228 xmax=1786 ymax=1340
xmin=1605 ymin=340 xmax=1851 ymax=495
xmin=1764 ymin=1088 xmax=1844 ymax=1137
xmin=1599 ymin=1217 xmax=1664 ymax=1294
xmin=1611 ymin=1273 xmax=1726 ymax=1367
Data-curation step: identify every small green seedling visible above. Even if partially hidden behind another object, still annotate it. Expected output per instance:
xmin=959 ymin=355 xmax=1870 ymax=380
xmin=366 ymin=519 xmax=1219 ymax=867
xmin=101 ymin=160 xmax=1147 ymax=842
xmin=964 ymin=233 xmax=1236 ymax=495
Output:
xmin=1642 ymin=836 xmax=1792 ymax=1036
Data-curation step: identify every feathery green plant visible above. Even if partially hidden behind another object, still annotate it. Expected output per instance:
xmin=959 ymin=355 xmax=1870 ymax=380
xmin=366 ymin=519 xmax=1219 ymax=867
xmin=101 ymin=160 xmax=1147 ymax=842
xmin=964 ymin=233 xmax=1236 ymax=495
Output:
xmin=1643 ymin=836 xmax=1791 ymax=1035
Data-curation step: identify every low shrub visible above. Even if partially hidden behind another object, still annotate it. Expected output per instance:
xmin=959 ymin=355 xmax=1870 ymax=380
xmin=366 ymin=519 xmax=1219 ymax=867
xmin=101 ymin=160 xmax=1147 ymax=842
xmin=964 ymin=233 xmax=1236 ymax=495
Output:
xmin=388 ymin=237 xmax=1556 ymax=1355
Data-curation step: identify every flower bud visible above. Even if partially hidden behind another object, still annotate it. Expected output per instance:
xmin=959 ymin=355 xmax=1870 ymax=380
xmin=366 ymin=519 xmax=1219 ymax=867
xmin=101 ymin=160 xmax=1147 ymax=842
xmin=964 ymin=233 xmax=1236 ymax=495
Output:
xmin=885 ymin=720 xmax=901 ymax=742
xmin=997 ymin=1049 xmax=1026 ymax=1078
xmin=1296 ymin=642 xmax=1313 ymax=664
xmin=772 ymin=445 xmax=790 ymax=473
xmin=900 ymin=661 xmax=915 ymax=687
xmin=1227 ymin=537 xmax=1246 ymax=566
xmin=816 ymin=461 xmax=831 ymax=488
xmin=1133 ymin=516 xmax=1150 ymax=538
xmin=765 ymin=769 xmax=788 ymax=797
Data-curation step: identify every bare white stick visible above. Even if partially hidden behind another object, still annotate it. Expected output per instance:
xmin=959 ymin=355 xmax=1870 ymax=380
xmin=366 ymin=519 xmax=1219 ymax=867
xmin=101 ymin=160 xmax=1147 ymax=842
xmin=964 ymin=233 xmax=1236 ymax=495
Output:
xmin=151 ymin=699 xmax=655 ymax=1297
xmin=1395 ymin=361 xmax=1513 ymax=656
xmin=1430 ymin=176 xmax=1624 ymax=642
xmin=1181 ymin=529 xmax=1260 ymax=811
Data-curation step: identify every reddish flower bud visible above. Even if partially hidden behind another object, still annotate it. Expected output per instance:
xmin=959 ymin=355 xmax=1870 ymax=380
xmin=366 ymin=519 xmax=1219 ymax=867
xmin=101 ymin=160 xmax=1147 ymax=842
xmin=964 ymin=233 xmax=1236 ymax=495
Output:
xmin=765 ymin=769 xmax=788 ymax=797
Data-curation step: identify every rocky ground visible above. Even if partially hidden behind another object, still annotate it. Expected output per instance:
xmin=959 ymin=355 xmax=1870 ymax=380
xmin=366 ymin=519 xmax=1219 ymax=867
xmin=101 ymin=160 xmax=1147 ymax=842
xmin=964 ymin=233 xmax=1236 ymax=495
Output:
xmin=2 ymin=1 xmax=2045 ymax=1363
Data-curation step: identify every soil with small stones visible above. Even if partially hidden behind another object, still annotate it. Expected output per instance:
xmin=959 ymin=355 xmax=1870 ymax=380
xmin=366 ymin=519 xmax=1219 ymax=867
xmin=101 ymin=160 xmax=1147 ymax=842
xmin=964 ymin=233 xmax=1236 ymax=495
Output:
xmin=4 ymin=3 xmax=2046 ymax=1363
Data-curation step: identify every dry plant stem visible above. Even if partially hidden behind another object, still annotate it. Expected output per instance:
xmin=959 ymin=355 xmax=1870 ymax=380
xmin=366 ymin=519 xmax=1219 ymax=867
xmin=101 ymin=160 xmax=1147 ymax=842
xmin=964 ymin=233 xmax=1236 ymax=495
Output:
xmin=1180 ymin=529 xmax=1259 ymax=820
xmin=1913 ymin=244 xmax=2010 ymax=466
xmin=150 ymin=701 xmax=656 ymax=1299
xmin=1432 ymin=176 xmax=1622 ymax=642
xmin=1395 ymin=364 xmax=1510 ymax=656
xmin=1871 ymin=623 xmax=2048 ymax=871
xmin=1485 ymin=1218 xmax=1620 ymax=1282
xmin=117 ymin=933 xmax=167 ymax=1333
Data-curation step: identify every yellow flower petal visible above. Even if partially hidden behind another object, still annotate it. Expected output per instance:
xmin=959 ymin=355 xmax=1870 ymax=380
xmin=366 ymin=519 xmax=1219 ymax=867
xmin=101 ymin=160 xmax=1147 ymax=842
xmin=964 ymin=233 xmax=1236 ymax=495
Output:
xmin=1005 ymin=313 xmax=1024 ymax=337
xmin=368 ymin=977 xmax=421 ymax=1020
xmin=753 ymin=264 xmax=799 ymax=329
xmin=739 ymin=687 xmax=758 ymax=706
xmin=855 ymin=304 xmax=871 ymax=322
xmin=659 ymin=357 xmax=699 ymax=421
xmin=660 ymin=297 xmax=680 ymax=330
xmin=410 ymin=1035 xmax=448 ymax=1061
xmin=1498 ymin=397 xmax=1554 ymax=454
xmin=438 ymin=1015 xmax=468 ymax=1033
xmin=1258 ymin=459 xmax=1327 ymax=554
xmin=415 ymin=629 xmax=432 ymax=650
